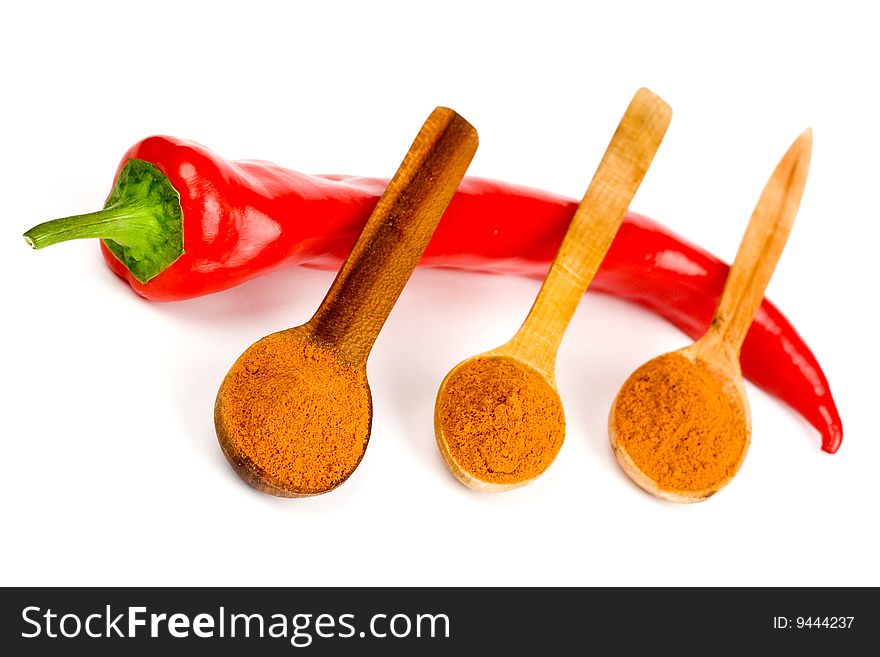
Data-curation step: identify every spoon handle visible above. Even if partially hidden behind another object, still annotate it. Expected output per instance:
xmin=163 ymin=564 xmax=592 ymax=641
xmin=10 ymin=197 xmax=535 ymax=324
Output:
xmin=505 ymin=88 xmax=672 ymax=378
xmin=308 ymin=107 xmax=478 ymax=366
xmin=697 ymin=129 xmax=812 ymax=364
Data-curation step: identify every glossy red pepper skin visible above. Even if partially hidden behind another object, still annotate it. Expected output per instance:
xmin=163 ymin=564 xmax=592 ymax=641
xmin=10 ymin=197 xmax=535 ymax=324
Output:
xmin=96 ymin=137 xmax=840 ymax=453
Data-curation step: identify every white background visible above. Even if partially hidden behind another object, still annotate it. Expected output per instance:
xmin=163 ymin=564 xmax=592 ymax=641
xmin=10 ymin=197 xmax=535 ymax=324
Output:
xmin=1 ymin=1 xmax=876 ymax=586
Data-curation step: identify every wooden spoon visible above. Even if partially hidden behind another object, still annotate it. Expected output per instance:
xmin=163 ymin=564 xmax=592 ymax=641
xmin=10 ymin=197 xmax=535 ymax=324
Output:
xmin=609 ymin=128 xmax=812 ymax=502
xmin=434 ymin=88 xmax=672 ymax=491
xmin=215 ymin=107 xmax=478 ymax=497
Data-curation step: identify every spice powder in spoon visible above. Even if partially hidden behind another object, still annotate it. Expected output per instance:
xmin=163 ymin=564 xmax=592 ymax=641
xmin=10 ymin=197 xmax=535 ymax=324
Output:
xmin=436 ymin=357 xmax=565 ymax=485
xmin=612 ymin=352 xmax=747 ymax=493
xmin=215 ymin=331 xmax=371 ymax=495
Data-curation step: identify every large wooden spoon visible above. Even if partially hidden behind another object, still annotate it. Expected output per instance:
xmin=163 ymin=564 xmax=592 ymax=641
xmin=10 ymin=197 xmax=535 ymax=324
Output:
xmin=215 ymin=107 xmax=478 ymax=497
xmin=435 ymin=88 xmax=672 ymax=491
xmin=609 ymin=129 xmax=812 ymax=502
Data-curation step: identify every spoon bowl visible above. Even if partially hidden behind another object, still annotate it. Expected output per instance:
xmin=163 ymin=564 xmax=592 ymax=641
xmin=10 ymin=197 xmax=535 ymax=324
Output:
xmin=215 ymin=327 xmax=372 ymax=497
xmin=608 ymin=343 xmax=750 ymax=502
xmin=435 ymin=354 xmax=565 ymax=491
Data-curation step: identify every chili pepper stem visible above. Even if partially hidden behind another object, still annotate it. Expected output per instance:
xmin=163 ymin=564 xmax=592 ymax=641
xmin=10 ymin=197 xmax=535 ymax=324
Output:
xmin=22 ymin=158 xmax=184 ymax=283
xmin=24 ymin=202 xmax=161 ymax=250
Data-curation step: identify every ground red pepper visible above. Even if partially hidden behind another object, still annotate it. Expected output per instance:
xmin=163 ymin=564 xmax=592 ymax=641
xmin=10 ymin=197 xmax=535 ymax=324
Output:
xmin=22 ymin=135 xmax=842 ymax=453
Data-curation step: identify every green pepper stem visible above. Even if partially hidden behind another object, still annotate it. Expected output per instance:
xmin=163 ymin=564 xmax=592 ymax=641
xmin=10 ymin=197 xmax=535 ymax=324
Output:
xmin=23 ymin=201 xmax=159 ymax=250
xmin=21 ymin=158 xmax=184 ymax=284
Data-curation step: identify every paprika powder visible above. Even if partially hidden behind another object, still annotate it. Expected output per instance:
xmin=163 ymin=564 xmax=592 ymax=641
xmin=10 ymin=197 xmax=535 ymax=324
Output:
xmin=215 ymin=331 xmax=371 ymax=495
xmin=611 ymin=353 xmax=748 ymax=494
xmin=435 ymin=357 xmax=565 ymax=487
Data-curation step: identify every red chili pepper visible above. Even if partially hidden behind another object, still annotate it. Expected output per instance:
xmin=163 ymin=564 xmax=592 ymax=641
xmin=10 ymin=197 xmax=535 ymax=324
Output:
xmin=23 ymin=135 xmax=842 ymax=453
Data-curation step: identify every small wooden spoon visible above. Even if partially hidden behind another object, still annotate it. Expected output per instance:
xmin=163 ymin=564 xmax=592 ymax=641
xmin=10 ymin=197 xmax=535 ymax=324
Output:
xmin=609 ymin=128 xmax=812 ymax=502
xmin=215 ymin=107 xmax=478 ymax=496
xmin=435 ymin=88 xmax=672 ymax=491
